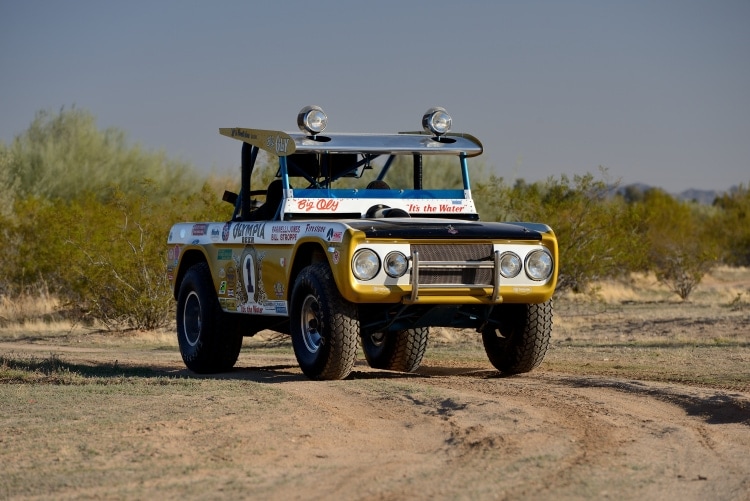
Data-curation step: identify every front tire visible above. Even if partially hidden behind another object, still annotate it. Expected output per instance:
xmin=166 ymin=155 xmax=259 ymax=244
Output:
xmin=481 ymin=300 xmax=553 ymax=374
xmin=290 ymin=263 xmax=359 ymax=380
xmin=362 ymin=328 xmax=429 ymax=373
xmin=176 ymin=263 xmax=243 ymax=373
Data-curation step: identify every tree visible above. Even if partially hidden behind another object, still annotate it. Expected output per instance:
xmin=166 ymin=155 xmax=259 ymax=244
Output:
xmin=6 ymin=107 xmax=200 ymax=201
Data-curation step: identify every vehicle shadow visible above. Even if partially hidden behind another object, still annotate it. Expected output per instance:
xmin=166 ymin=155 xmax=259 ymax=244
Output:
xmin=6 ymin=353 xmax=501 ymax=384
xmin=556 ymin=375 xmax=750 ymax=426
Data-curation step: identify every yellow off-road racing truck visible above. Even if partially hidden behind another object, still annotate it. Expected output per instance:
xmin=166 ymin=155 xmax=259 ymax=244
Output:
xmin=167 ymin=106 xmax=558 ymax=380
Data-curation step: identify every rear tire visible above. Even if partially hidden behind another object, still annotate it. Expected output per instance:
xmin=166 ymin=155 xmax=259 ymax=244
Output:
xmin=362 ymin=327 xmax=429 ymax=373
xmin=176 ymin=263 xmax=243 ymax=373
xmin=481 ymin=300 xmax=553 ymax=374
xmin=290 ymin=263 xmax=359 ymax=380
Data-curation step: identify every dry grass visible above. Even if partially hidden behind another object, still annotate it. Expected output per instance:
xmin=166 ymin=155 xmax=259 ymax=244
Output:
xmin=2 ymin=267 xmax=749 ymax=390
xmin=0 ymin=289 xmax=64 ymax=326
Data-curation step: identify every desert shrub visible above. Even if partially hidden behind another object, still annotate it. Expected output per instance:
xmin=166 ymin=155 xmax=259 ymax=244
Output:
xmin=66 ymin=188 xmax=172 ymax=329
xmin=713 ymin=184 xmax=750 ymax=266
xmin=0 ymin=106 xmax=235 ymax=329
xmin=639 ymin=189 xmax=718 ymax=300
xmin=4 ymin=107 xmax=199 ymax=201
xmin=4 ymin=181 xmax=231 ymax=330
xmin=475 ymin=171 xmax=645 ymax=293
xmin=0 ymin=146 xmax=17 ymax=219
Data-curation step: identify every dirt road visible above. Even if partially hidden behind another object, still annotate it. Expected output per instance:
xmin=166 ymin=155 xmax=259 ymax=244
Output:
xmin=2 ymin=338 xmax=748 ymax=500
xmin=2 ymin=286 xmax=750 ymax=500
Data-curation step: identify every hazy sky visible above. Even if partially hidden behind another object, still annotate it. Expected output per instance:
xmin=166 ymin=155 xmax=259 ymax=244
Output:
xmin=1 ymin=0 xmax=748 ymax=192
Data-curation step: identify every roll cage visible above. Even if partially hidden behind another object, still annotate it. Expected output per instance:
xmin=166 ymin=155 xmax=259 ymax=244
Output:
xmin=220 ymin=128 xmax=483 ymax=222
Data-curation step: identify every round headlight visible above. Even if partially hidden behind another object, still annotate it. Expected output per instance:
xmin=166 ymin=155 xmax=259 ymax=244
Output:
xmin=352 ymin=249 xmax=380 ymax=281
xmin=297 ymin=105 xmax=328 ymax=135
xmin=422 ymin=107 xmax=452 ymax=136
xmin=499 ymin=252 xmax=522 ymax=278
xmin=525 ymin=249 xmax=553 ymax=281
xmin=384 ymin=251 xmax=409 ymax=278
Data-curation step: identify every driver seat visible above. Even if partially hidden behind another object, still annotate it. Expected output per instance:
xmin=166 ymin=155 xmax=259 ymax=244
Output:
xmin=249 ymin=180 xmax=284 ymax=221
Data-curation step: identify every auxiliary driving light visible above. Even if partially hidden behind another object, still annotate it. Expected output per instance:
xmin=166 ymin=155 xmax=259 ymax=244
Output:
xmin=498 ymin=252 xmax=522 ymax=278
xmin=384 ymin=251 xmax=409 ymax=278
xmin=422 ymin=107 xmax=452 ymax=136
xmin=297 ymin=105 xmax=328 ymax=135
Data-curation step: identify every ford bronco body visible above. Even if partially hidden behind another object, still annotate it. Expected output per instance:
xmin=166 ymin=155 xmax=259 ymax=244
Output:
xmin=167 ymin=106 xmax=558 ymax=380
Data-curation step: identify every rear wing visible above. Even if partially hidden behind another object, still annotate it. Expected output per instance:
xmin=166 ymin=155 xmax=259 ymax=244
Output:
xmin=219 ymin=128 xmax=483 ymax=158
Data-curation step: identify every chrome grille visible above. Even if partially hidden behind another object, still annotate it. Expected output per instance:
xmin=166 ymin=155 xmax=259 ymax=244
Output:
xmin=411 ymin=244 xmax=494 ymax=285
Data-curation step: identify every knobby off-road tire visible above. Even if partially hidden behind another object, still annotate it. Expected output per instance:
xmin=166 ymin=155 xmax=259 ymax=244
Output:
xmin=362 ymin=327 xmax=429 ymax=373
xmin=290 ymin=262 xmax=359 ymax=380
xmin=176 ymin=263 xmax=243 ymax=374
xmin=481 ymin=300 xmax=553 ymax=374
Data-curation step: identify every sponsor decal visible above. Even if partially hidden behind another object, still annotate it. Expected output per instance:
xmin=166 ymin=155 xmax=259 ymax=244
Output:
xmin=231 ymin=128 xmax=252 ymax=139
xmin=217 ymin=249 xmax=233 ymax=260
xmin=513 ymin=287 xmax=532 ymax=295
xmin=274 ymin=282 xmax=285 ymax=298
xmin=265 ymin=135 xmax=291 ymax=154
xmin=280 ymin=257 xmax=286 ymax=267
xmin=304 ymin=223 xmax=328 ymax=234
xmin=274 ymin=303 xmax=288 ymax=315
xmin=326 ymin=228 xmax=343 ymax=242
xmin=210 ymin=227 xmax=221 ymax=241
xmin=218 ymin=297 xmax=237 ymax=310
xmin=407 ymin=202 xmax=466 ymax=213
xmin=192 ymin=223 xmax=209 ymax=236
xmin=270 ymin=224 xmax=301 ymax=242
xmin=219 ymin=267 xmax=226 ymax=278
xmin=240 ymin=304 xmax=266 ymax=314
xmin=297 ymin=199 xmax=340 ymax=212
xmin=167 ymin=245 xmax=181 ymax=265
xmin=439 ymin=204 xmax=465 ymax=212
xmin=332 ymin=250 xmax=340 ymax=264
xmin=232 ymin=222 xmax=265 ymax=243
xmin=447 ymin=225 xmax=458 ymax=235
xmin=222 ymin=222 xmax=231 ymax=241
xmin=219 ymin=281 xmax=227 ymax=295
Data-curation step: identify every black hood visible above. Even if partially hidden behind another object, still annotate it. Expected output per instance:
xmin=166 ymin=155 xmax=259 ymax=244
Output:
xmin=346 ymin=219 xmax=543 ymax=240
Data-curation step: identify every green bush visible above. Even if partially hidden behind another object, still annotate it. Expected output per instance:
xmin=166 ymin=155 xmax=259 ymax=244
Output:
xmin=0 ymin=107 xmax=231 ymax=329
xmin=475 ymin=172 xmax=645 ymax=293
xmin=638 ymin=189 xmax=718 ymax=300
xmin=713 ymin=184 xmax=750 ymax=266
xmin=1 ymin=106 xmax=747 ymax=326
xmin=5 ymin=107 xmax=199 ymax=201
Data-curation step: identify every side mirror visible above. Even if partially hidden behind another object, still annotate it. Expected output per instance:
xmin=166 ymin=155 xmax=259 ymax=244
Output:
xmin=222 ymin=190 xmax=238 ymax=205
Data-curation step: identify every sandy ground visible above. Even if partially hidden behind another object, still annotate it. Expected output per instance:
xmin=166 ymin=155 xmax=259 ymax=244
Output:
xmin=1 ymin=273 xmax=749 ymax=500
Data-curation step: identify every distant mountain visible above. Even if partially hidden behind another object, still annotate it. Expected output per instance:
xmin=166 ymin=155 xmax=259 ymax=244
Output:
xmin=676 ymin=188 xmax=722 ymax=205
xmin=612 ymin=183 xmax=729 ymax=205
